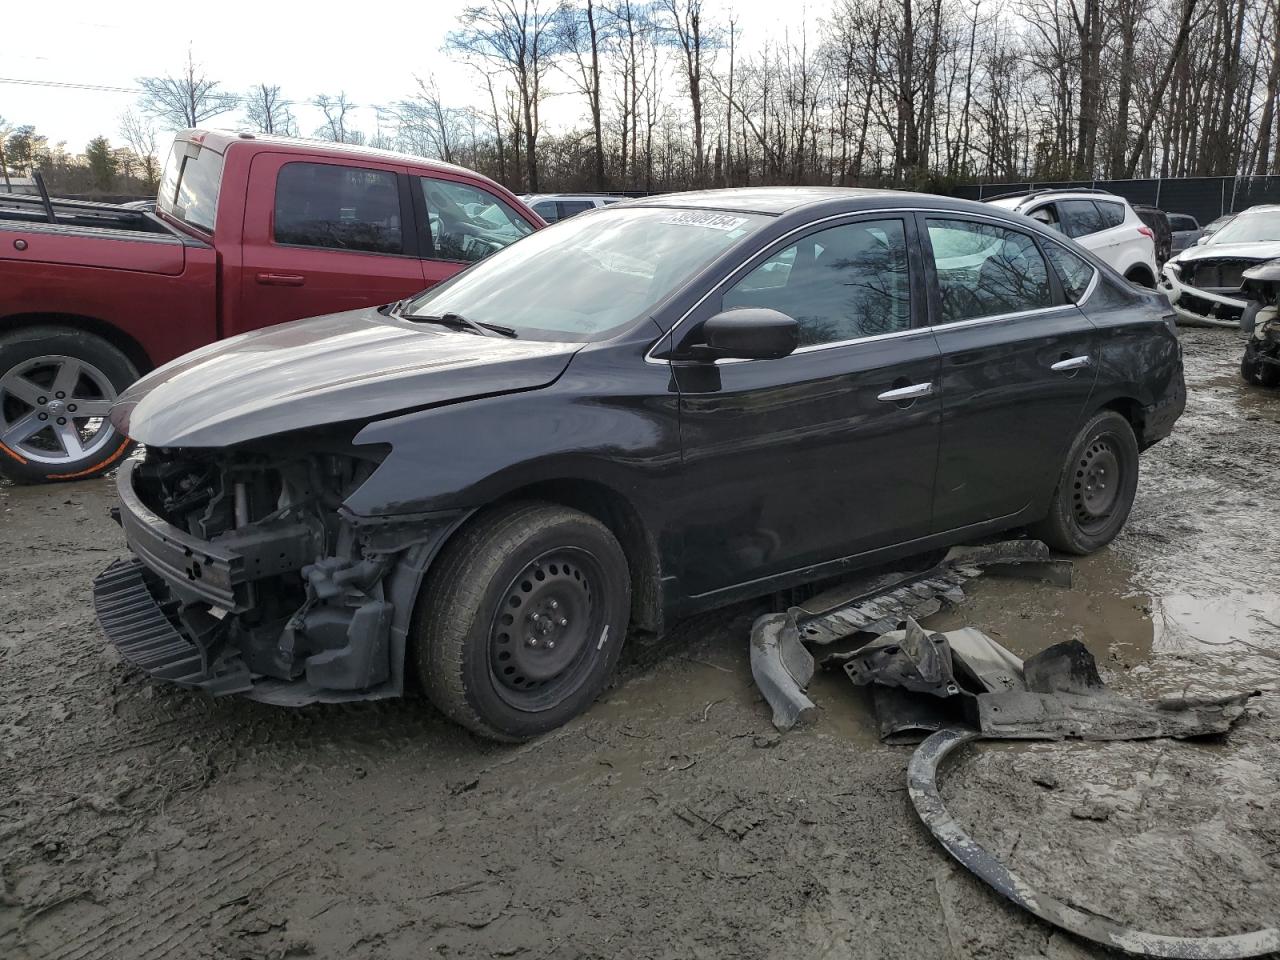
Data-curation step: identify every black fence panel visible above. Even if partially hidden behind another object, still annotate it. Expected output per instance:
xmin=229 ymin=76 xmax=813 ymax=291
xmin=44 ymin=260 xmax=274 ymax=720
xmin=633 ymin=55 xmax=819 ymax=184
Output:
xmin=950 ymin=176 xmax=1280 ymax=226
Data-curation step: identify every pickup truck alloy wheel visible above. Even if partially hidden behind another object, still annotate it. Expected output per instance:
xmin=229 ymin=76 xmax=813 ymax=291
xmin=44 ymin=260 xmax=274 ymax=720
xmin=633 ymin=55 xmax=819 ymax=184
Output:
xmin=415 ymin=501 xmax=631 ymax=741
xmin=0 ymin=355 xmax=117 ymax=465
xmin=0 ymin=328 xmax=138 ymax=484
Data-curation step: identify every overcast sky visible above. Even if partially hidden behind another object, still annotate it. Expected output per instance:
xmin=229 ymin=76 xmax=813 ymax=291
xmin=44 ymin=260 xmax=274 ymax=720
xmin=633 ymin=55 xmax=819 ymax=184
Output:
xmin=4 ymin=0 xmax=818 ymax=160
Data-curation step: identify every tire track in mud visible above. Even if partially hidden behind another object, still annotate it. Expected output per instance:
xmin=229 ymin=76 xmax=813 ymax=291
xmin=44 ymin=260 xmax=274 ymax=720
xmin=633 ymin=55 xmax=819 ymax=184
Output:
xmin=37 ymin=839 xmax=297 ymax=960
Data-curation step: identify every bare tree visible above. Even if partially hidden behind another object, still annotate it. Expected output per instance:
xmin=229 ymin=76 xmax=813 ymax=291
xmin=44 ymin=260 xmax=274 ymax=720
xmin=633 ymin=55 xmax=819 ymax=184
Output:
xmin=557 ymin=0 xmax=608 ymax=189
xmin=119 ymin=111 xmax=161 ymax=189
xmin=313 ymin=92 xmax=364 ymax=144
xmin=245 ymin=84 xmax=296 ymax=136
xmin=662 ymin=0 xmax=710 ymax=184
xmin=392 ymin=76 xmax=470 ymax=162
xmin=137 ymin=50 xmax=232 ymax=128
xmin=449 ymin=0 xmax=561 ymax=192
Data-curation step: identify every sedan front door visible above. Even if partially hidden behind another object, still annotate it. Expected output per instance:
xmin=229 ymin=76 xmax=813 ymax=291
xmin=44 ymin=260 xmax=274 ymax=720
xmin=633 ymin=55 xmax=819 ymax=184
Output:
xmin=922 ymin=214 xmax=1099 ymax=533
xmin=671 ymin=215 xmax=942 ymax=599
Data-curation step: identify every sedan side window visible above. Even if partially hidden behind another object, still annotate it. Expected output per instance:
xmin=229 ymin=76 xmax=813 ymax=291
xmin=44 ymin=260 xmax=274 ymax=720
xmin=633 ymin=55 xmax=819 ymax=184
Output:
xmin=274 ymin=162 xmax=403 ymax=254
xmin=1044 ymin=242 xmax=1096 ymax=302
xmin=420 ymin=178 xmax=535 ymax=263
xmin=533 ymin=200 xmax=559 ymax=223
xmin=926 ymin=218 xmax=1053 ymax=324
xmin=1057 ymin=200 xmax=1106 ymax=238
xmin=723 ymin=219 xmax=911 ymax=347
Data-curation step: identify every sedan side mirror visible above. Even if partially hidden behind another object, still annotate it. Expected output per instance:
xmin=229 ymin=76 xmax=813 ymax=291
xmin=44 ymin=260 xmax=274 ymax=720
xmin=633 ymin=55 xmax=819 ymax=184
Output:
xmin=1196 ymin=235 xmax=1209 ymax=245
xmin=684 ymin=308 xmax=799 ymax=362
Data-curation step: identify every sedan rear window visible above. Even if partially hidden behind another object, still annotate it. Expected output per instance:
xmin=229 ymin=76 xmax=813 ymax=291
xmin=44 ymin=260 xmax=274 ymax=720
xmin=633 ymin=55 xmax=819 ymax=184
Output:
xmin=927 ymin=218 xmax=1054 ymax=323
xmin=403 ymin=207 xmax=768 ymax=341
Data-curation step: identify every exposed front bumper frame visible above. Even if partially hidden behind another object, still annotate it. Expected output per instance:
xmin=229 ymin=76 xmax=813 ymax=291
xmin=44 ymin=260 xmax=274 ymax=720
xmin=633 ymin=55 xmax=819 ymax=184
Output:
xmin=1160 ymin=266 xmax=1246 ymax=328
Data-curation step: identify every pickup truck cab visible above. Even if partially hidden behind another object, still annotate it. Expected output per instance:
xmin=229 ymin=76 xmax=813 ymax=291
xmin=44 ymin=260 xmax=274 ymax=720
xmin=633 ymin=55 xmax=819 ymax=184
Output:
xmin=0 ymin=130 xmax=541 ymax=484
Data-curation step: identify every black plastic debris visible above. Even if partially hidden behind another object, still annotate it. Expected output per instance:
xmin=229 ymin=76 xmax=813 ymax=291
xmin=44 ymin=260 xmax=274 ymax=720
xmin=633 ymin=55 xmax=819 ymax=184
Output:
xmin=750 ymin=540 xmax=1069 ymax=731
xmin=909 ymin=729 xmax=1278 ymax=959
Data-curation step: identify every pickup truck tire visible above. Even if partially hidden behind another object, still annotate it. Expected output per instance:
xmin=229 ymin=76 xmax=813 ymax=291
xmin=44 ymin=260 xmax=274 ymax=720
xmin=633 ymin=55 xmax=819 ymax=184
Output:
xmin=1029 ymin=410 xmax=1140 ymax=555
xmin=0 ymin=327 xmax=138 ymax=484
xmin=413 ymin=501 xmax=631 ymax=742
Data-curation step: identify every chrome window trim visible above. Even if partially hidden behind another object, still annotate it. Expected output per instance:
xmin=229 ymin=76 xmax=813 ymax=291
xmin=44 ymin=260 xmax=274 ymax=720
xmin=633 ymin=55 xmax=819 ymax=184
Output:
xmin=645 ymin=204 xmax=1083 ymax=366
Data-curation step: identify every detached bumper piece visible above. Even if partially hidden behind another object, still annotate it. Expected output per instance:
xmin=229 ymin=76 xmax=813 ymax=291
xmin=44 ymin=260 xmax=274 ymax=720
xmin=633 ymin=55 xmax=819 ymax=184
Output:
xmin=93 ymin=557 xmax=252 ymax=694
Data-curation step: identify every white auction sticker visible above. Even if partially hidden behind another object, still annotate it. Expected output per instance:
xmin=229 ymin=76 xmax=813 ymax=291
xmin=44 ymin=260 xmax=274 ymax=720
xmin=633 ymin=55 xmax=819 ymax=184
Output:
xmin=662 ymin=211 xmax=749 ymax=231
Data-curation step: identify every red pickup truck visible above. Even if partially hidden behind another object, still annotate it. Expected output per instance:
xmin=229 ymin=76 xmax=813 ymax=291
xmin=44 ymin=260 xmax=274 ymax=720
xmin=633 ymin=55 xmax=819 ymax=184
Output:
xmin=0 ymin=130 xmax=542 ymax=484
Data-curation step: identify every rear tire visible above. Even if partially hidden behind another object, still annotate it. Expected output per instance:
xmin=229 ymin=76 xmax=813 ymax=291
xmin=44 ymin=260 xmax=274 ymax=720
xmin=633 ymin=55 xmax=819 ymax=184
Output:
xmin=1029 ymin=411 xmax=1140 ymax=555
xmin=413 ymin=501 xmax=631 ymax=741
xmin=0 ymin=326 xmax=138 ymax=484
xmin=1241 ymin=341 xmax=1280 ymax=388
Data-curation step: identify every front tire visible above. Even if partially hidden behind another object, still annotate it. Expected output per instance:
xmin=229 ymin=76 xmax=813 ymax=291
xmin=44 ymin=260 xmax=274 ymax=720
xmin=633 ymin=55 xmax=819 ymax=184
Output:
xmin=414 ymin=501 xmax=631 ymax=741
xmin=0 ymin=327 xmax=138 ymax=484
xmin=1029 ymin=411 xmax=1140 ymax=555
xmin=1241 ymin=340 xmax=1280 ymax=388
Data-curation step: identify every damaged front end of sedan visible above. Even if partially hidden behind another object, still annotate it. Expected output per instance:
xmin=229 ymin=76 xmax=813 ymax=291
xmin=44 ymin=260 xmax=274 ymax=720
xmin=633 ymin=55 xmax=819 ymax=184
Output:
xmin=1240 ymin=259 xmax=1280 ymax=388
xmin=94 ymin=436 xmax=463 ymax=705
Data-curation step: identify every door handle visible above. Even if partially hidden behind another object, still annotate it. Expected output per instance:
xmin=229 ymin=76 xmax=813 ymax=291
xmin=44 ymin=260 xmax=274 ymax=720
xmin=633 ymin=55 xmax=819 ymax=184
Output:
xmin=255 ymin=273 xmax=305 ymax=286
xmin=1050 ymin=356 xmax=1092 ymax=372
xmin=877 ymin=382 xmax=934 ymax=403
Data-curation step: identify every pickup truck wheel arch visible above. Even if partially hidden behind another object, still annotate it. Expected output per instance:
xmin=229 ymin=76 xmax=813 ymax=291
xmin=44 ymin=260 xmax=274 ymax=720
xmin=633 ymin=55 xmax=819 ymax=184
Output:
xmin=0 ymin=314 xmax=153 ymax=378
xmin=0 ymin=326 xmax=138 ymax=484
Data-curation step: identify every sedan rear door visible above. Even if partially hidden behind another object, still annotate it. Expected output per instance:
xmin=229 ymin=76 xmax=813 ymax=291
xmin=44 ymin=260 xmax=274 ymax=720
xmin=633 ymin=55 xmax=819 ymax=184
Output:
xmin=670 ymin=214 xmax=942 ymax=598
xmin=921 ymin=213 xmax=1099 ymax=533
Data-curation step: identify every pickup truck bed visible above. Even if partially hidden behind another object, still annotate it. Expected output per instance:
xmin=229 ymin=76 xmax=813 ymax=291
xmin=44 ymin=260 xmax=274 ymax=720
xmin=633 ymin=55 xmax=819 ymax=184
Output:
xmin=0 ymin=130 xmax=542 ymax=485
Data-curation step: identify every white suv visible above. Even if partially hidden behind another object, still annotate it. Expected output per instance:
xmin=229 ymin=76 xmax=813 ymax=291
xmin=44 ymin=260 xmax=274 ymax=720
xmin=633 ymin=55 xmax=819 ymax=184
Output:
xmin=522 ymin=194 xmax=627 ymax=224
xmin=986 ymin=190 xmax=1159 ymax=287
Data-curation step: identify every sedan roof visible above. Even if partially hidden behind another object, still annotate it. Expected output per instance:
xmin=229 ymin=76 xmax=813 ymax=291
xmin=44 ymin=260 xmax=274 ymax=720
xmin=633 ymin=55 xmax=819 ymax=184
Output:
xmin=622 ymin=186 xmax=914 ymax=215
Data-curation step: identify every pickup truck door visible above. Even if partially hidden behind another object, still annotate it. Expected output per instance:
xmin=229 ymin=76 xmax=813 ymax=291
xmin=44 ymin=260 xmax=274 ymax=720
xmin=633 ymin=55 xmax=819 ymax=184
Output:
xmin=236 ymin=153 xmax=426 ymax=335
xmin=409 ymin=174 xmax=539 ymax=290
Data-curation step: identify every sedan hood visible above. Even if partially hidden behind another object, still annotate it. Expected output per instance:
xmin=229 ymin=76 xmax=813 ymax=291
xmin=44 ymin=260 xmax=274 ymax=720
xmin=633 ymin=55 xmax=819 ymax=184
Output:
xmin=112 ymin=308 xmax=582 ymax=448
xmin=1171 ymin=240 xmax=1280 ymax=265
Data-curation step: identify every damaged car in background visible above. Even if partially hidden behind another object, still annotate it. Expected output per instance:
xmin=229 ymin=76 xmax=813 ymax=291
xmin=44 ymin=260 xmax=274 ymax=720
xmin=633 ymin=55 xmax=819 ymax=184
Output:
xmin=96 ymin=188 xmax=1184 ymax=741
xmin=1162 ymin=204 xmax=1280 ymax=327
xmin=1240 ymin=259 xmax=1280 ymax=388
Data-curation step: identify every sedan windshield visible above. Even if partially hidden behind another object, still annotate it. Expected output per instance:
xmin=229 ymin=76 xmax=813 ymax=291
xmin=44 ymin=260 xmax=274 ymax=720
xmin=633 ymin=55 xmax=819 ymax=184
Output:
xmin=403 ymin=207 xmax=769 ymax=341
xmin=1209 ymin=211 xmax=1280 ymax=245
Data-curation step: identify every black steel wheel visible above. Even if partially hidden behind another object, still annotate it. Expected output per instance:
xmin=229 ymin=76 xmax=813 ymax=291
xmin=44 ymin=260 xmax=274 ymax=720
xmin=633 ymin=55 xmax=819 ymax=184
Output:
xmin=1029 ymin=410 xmax=1140 ymax=555
xmin=414 ymin=502 xmax=631 ymax=741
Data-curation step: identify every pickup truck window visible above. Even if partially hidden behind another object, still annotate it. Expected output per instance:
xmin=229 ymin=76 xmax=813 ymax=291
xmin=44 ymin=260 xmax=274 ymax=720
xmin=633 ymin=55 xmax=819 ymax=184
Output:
xmin=274 ymin=162 xmax=403 ymax=255
xmin=158 ymin=142 xmax=224 ymax=233
xmin=420 ymin=177 xmax=535 ymax=263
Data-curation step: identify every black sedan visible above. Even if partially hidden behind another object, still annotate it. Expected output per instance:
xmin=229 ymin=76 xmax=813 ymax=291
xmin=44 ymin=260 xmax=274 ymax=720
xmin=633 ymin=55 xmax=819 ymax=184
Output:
xmin=97 ymin=188 xmax=1185 ymax=740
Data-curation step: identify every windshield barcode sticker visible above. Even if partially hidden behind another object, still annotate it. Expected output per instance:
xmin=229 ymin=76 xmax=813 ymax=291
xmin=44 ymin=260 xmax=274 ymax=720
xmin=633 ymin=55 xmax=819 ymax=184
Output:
xmin=662 ymin=212 xmax=749 ymax=231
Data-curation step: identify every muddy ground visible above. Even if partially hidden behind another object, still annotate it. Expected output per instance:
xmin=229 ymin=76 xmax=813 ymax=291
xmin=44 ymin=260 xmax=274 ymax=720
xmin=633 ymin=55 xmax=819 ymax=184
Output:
xmin=2 ymin=328 xmax=1279 ymax=960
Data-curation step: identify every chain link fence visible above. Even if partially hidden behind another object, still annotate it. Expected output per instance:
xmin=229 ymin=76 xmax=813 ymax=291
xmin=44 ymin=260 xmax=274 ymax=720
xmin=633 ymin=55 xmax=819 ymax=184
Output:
xmin=951 ymin=176 xmax=1280 ymax=225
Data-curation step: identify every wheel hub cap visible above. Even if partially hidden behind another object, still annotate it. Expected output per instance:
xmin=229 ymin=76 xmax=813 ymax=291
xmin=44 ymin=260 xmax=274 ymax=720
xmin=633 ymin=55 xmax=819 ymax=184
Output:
xmin=1073 ymin=438 xmax=1122 ymax=529
xmin=0 ymin=355 xmax=117 ymax=465
xmin=491 ymin=555 xmax=594 ymax=694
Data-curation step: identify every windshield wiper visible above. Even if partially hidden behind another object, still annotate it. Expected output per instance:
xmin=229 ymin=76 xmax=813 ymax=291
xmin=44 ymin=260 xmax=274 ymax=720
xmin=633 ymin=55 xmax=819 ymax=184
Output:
xmin=403 ymin=311 xmax=517 ymax=338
